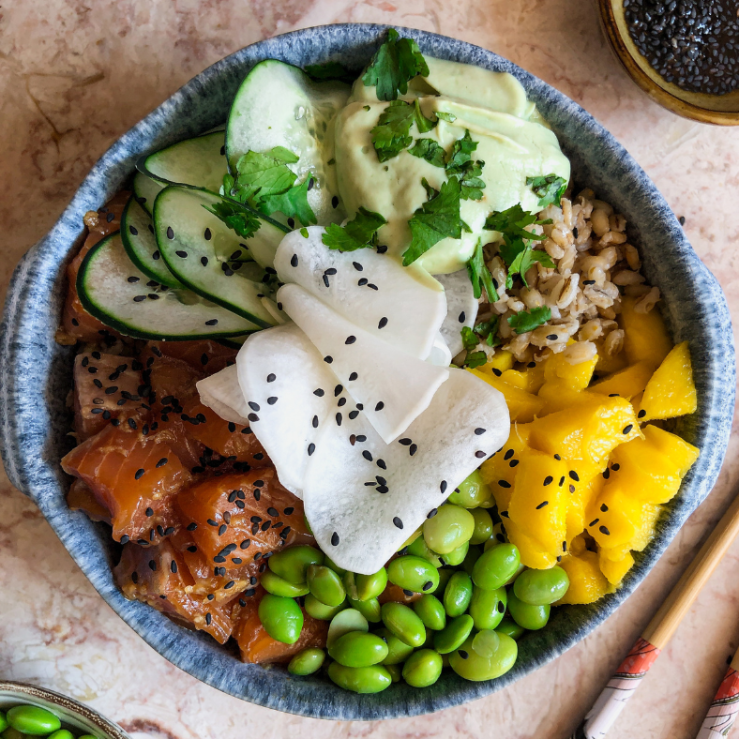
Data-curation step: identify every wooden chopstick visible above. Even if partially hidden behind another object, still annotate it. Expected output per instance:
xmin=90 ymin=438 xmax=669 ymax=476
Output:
xmin=571 ymin=489 xmax=739 ymax=739
xmin=693 ymin=647 xmax=739 ymax=738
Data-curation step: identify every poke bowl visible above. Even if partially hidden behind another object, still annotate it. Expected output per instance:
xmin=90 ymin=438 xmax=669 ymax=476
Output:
xmin=0 ymin=24 xmax=734 ymax=720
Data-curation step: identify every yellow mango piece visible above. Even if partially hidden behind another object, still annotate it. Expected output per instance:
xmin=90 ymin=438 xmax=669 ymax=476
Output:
xmin=643 ymin=424 xmax=699 ymax=477
xmin=543 ymin=352 xmax=599 ymax=391
xmin=589 ymin=362 xmax=653 ymax=401
xmin=594 ymin=343 xmax=629 ymax=376
xmin=507 ymin=449 xmax=568 ymax=568
xmin=599 ymin=549 xmax=634 ymax=586
xmin=639 ymin=341 xmax=697 ymax=422
xmin=631 ymin=392 xmax=643 ymax=420
xmin=630 ymin=504 xmax=661 ymax=552
xmin=499 ymin=369 xmax=529 ymax=390
xmin=555 ymin=550 xmax=609 ymax=605
xmin=468 ymin=368 xmax=545 ymax=422
xmin=529 ymin=395 xmax=643 ymax=464
xmin=620 ymin=296 xmax=672 ymax=369
xmin=477 ymin=351 xmax=514 ymax=377
xmin=538 ymin=385 xmax=599 ymax=416
xmin=480 ymin=424 xmax=531 ymax=512
xmin=569 ymin=532 xmax=589 ymax=556
xmin=565 ymin=462 xmax=606 ymax=543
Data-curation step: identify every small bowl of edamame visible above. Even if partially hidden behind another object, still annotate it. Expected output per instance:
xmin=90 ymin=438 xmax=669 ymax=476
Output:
xmin=0 ymin=682 xmax=130 ymax=739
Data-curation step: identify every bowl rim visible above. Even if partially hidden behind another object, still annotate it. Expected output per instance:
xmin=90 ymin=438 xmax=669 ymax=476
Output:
xmin=0 ymin=22 xmax=735 ymax=721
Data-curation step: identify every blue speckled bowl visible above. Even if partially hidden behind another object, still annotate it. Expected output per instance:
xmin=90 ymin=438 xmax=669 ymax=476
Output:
xmin=0 ymin=24 xmax=734 ymax=720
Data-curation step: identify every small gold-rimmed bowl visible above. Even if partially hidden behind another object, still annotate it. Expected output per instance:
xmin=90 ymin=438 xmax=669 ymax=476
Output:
xmin=598 ymin=0 xmax=739 ymax=125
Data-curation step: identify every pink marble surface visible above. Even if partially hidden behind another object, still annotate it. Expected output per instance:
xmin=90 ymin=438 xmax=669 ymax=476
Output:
xmin=1 ymin=2 xmax=738 ymax=737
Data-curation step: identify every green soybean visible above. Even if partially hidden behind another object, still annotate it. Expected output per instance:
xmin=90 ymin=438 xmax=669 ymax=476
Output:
xmin=462 ymin=545 xmax=482 ymax=576
xmin=469 ymin=508 xmax=494 ymax=545
xmin=449 ymin=631 xmax=518 ymax=681
xmin=355 ymin=568 xmax=388 ymax=601
xmin=402 ymin=649 xmax=443 ymax=688
xmin=261 ymin=570 xmax=310 ymax=598
xmin=307 ymin=564 xmax=346 ymax=607
xmin=437 ymin=568 xmax=454 ymax=592
xmin=443 ymin=571 xmax=473 ymax=617
xmin=508 ymin=591 xmax=551 ymax=630
xmin=324 ymin=555 xmax=347 ymax=575
xmin=329 ymin=631 xmax=389 ymax=667
xmin=327 ymin=608 xmax=369 ymax=648
xmin=288 ymin=648 xmax=326 ymax=676
xmin=305 ymin=594 xmax=346 ymax=621
xmin=328 ymin=663 xmax=392 ymax=694
xmin=496 ymin=618 xmax=526 ymax=640
xmin=434 ymin=614 xmax=474 ymax=654
xmin=472 ymin=543 xmax=521 ymax=591
xmin=423 ymin=505 xmax=475 ymax=554
xmin=0 ymin=714 xmax=6 ymax=734
xmin=387 ymin=556 xmax=440 ymax=594
xmin=447 ymin=470 xmax=492 ymax=508
xmin=348 ymin=596 xmax=382 ymax=623
xmin=386 ymin=664 xmax=403 ymax=682
xmin=441 ymin=541 xmax=469 ymax=567
xmin=406 ymin=536 xmax=443 ymax=567
xmin=413 ymin=594 xmax=447 ymax=631
xmin=48 ymin=732 xmax=75 ymax=739
xmin=258 ymin=594 xmax=304 ymax=644
xmin=268 ymin=545 xmax=324 ymax=585
xmin=376 ymin=627 xmax=416 ymax=665
xmin=469 ymin=586 xmax=507 ymax=630
xmin=7 ymin=707 xmax=61 ymax=736
xmin=381 ymin=602 xmax=426 ymax=647
xmin=513 ymin=566 xmax=570 ymax=605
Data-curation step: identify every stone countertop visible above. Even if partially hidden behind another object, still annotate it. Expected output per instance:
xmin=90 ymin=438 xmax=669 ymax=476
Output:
xmin=1 ymin=2 xmax=738 ymax=738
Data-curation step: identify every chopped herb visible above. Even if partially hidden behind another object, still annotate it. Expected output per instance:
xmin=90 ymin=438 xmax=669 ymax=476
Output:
xmin=504 ymin=238 xmax=555 ymax=288
xmin=461 ymin=326 xmax=478 ymax=351
xmin=259 ymin=177 xmax=317 ymax=226
xmin=445 ymin=130 xmax=485 ymax=201
xmin=322 ymin=207 xmax=388 ymax=252
xmin=361 ymin=29 xmax=429 ymax=101
xmin=371 ymin=100 xmax=436 ymax=162
xmin=408 ymin=138 xmax=446 ymax=167
xmin=459 ymin=327 xmax=490 ymax=368
xmin=300 ymin=227 xmax=309 ymax=237
xmin=474 ymin=315 xmax=502 ymax=347
xmin=435 ymin=111 xmax=457 ymax=123
xmin=466 ymin=238 xmax=498 ymax=303
xmin=484 ymin=204 xmax=548 ymax=241
xmin=508 ymin=306 xmax=552 ymax=334
xmin=202 ymin=200 xmax=261 ymax=240
xmin=466 ymin=351 xmax=488 ymax=368
xmin=527 ymin=174 xmax=567 ymax=208
xmin=304 ymin=60 xmax=356 ymax=84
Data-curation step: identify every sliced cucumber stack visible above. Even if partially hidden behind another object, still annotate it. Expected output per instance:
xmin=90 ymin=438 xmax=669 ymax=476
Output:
xmin=226 ymin=59 xmax=350 ymax=226
xmin=77 ymin=232 xmax=259 ymax=340
xmin=120 ymin=195 xmax=183 ymax=289
xmin=132 ymin=171 xmax=163 ymax=216
xmin=153 ymin=186 xmax=287 ymax=327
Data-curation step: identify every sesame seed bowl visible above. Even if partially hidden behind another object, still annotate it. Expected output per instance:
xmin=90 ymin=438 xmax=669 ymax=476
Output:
xmin=0 ymin=24 xmax=735 ymax=720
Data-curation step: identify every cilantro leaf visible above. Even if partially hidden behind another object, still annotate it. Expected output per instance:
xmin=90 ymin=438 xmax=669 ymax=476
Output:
xmin=371 ymin=100 xmax=436 ymax=162
xmin=461 ymin=326 xmax=478 ymax=351
xmin=435 ymin=111 xmax=457 ymax=123
xmin=304 ymin=61 xmax=357 ymax=84
xmin=508 ymin=306 xmax=552 ymax=334
xmin=475 ymin=315 xmax=502 ymax=347
xmin=484 ymin=204 xmax=547 ymax=241
xmin=322 ymin=207 xmax=388 ymax=251
xmin=445 ymin=130 xmax=486 ymax=201
xmin=202 ymin=200 xmax=261 ymax=240
xmin=402 ymin=177 xmax=466 ymax=266
xmin=466 ymin=351 xmax=488 ymax=368
xmin=361 ymin=29 xmax=430 ymax=101
xmin=408 ymin=138 xmax=446 ymax=167
xmin=507 ymin=246 xmax=555 ymax=287
xmin=527 ymin=174 xmax=567 ymax=208
xmin=459 ymin=326 xmax=492 ymax=368
xmin=259 ymin=178 xmax=317 ymax=226
xmin=466 ymin=239 xmax=498 ymax=303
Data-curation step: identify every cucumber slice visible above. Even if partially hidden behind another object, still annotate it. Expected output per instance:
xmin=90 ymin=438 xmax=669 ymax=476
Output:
xmin=138 ymin=130 xmax=228 ymax=193
xmin=77 ymin=232 xmax=260 ymax=341
xmin=153 ymin=186 xmax=286 ymax=327
xmin=120 ymin=195 xmax=183 ymax=289
xmin=226 ymin=59 xmax=350 ymax=227
xmin=133 ymin=171 xmax=163 ymax=216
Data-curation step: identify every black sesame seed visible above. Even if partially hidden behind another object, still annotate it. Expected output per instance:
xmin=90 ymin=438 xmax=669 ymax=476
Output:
xmin=148 ymin=559 xmax=157 ymax=571
xmin=475 ymin=451 xmax=486 ymax=458
xmin=331 ymin=532 xmax=340 ymax=546
xmin=599 ymin=525 xmax=610 ymax=536
xmin=324 ymin=356 xmax=333 ymax=364
xmin=345 ymin=335 xmax=356 ymax=345
xmin=569 ymin=470 xmax=580 ymax=482
xmin=554 ymin=454 xmax=561 ymax=460
xmin=440 ymin=481 xmax=447 ymax=493
xmin=543 ymin=476 xmax=553 ymax=486
xmin=498 ymin=480 xmax=511 ymax=489
xmin=393 ymin=517 xmax=404 ymax=529
xmin=589 ymin=518 xmax=600 ymax=527
xmin=308 ymin=443 xmax=315 ymax=456
xmin=135 ymin=468 xmax=145 ymax=480
xmin=410 ymin=444 xmax=418 ymax=456
xmin=474 ymin=428 xmax=486 ymax=435
xmin=623 ymin=424 xmax=634 ymax=434
xmin=458 ymin=650 xmax=469 ymax=660
xmin=375 ymin=401 xmax=385 ymax=411
xmin=638 ymin=409 xmax=647 ymax=418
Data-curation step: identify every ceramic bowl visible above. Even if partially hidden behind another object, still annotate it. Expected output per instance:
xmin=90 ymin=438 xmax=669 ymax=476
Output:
xmin=0 ymin=681 xmax=130 ymax=738
xmin=0 ymin=23 xmax=735 ymax=720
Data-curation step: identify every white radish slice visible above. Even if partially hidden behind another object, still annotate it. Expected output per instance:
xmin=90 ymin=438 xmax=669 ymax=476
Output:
xmin=274 ymin=227 xmax=446 ymax=359
xmin=278 ymin=283 xmax=449 ymax=444
xmin=435 ymin=270 xmax=478 ymax=358
xmin=236 ymin=322 xmax=336 ymax=497
xmin=196 ymin=366 xmax=250 ymax=425
xmin=303 ymin=368 xmax=510 ymax=574
xmin=426 ymin=333 xmax=452 ymax=367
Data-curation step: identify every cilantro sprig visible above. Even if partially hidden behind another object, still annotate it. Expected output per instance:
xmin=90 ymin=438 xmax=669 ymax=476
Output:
xmin=508 ymin=306 xmax=552 ymax=334
xmin=445 ymin=130 xmax=485 ymax=201
xmin=527 ymin=174 xmax=567 ymax=208
xmin=460 ymin=326 xmax=487 ymax=368
xmin=202 ymin=199 xmax=262 ymax=240
xmin=467 ymin=239 xmax=498 ymax=303
xmin=322 ymin=207 xmax=388 ymax=252
xmin=371 ymin=100 xmax=436 ymax=162
xmin=362 ymin=29 xmax=429 ymax=101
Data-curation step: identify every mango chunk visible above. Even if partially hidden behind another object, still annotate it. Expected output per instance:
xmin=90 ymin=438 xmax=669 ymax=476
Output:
xmin=480 ymin=424 xmax=531 ymax=512
xmin=642 ymin=424 xmax=700 ymax=477
xmin=468 ymin=369 xmax=544 ymax=422
xmin=639 ymin=341 xmax=697 ymax=422
xmin=499 ymin=369 xmax=529 ymax=391
xmin=620 ymin=296 xmax=672 ymax=369
xmin=565 ymin=461 xmax=606 ymax=543
xmin=594 ymin=342 xmax=629 ymax=376
xmin=589 ymin=362 xmax=653 ymax=401
xmin=543 ymin=352 xmax=599 ymax=391
xmin=555 ymin=550 xmax=609 ymax=605
xmin=599 ymin=549 xmax=634 ymax=586
xmin=477 ymin=350 xmax=514 ymax=376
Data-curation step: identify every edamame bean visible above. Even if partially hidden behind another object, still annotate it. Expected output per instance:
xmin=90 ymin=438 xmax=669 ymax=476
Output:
xmin=469 ymin=508 xmax=494 ymax=545
xmin=496 ymin=618 xmax=526 ymax=640
xmin=268 ymin=545 xmax=324 ymax=585
xmin=376 ymin=627 xmax=415 ymax=665
xmin=423 ymin=505 xmax=475 ymax=554
xmin=328 ymin=663 xmax=392 ymax=694
xmin=329 ymin=631 xmax=389 ymax=667
xmin=434 ymin=614 xmax=474 ymax=654
xmin=413 ymin=594 xmax=447 ymax=631
xmin=436 ymin=568 xmax=454 ymax=592
xmin=0 ymin=713 xmax=7 ymax=734
xmin=327 ymin=608 xmax=369 ymax=648
xmin=261 ymin=570 xmax=310 ymax=597
xmin=381 ymin=602 xmax=426 ymax=647
xmin=7 ymin=706 xmax=61 ymax=736
xmin=324 ymin=555 xmax=347 ymax=575
xmin=385 ymin=664 xmax=402 ymax=682
xmin=469 ymin=586 xmax=507 ymax=630
xmin=443 ymin=571 xmax=473 ymax=617
xmin=508 ymin=591 xmax=550 ymax=630
xmin=343 ymin=568 xmax=388 ymax=602
xmin=448 ymin=471 xmax=492 ymax=508
xmin=288 ymin=648 xmax=326 ymax=676
xmin=305 ymin=594 xmax=346 ymax=621
xmin=307 ymin=564 xmax=346 ymax=607
xmin=441 ymin=541 xmax=469 ymax=567
xmin=49 ymin=732 xmax=75 ymax=739
xmin=258 ymin=594 xmax=304 ymax=644
xmin=462 ymin=546 xmax=482 ymax=576
xmin=513 ymin=566 xmax=569 ymax=605
xmin=348 ymin=597 xmax=382 ymax=623
xmin=406 ymin=536 xmax=443 ymax=568
xmin=402 ymin=649 xmax=443 ymax=688
xmin=485 ymin=523 xmax=508 ymax=550
xmin=387 ymin=556 xmax=439 ymax=594
xmin=472 ymin=543 xmax=521 ymax=591
xmin=449 ymin=631 xmax=518 ymax=681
